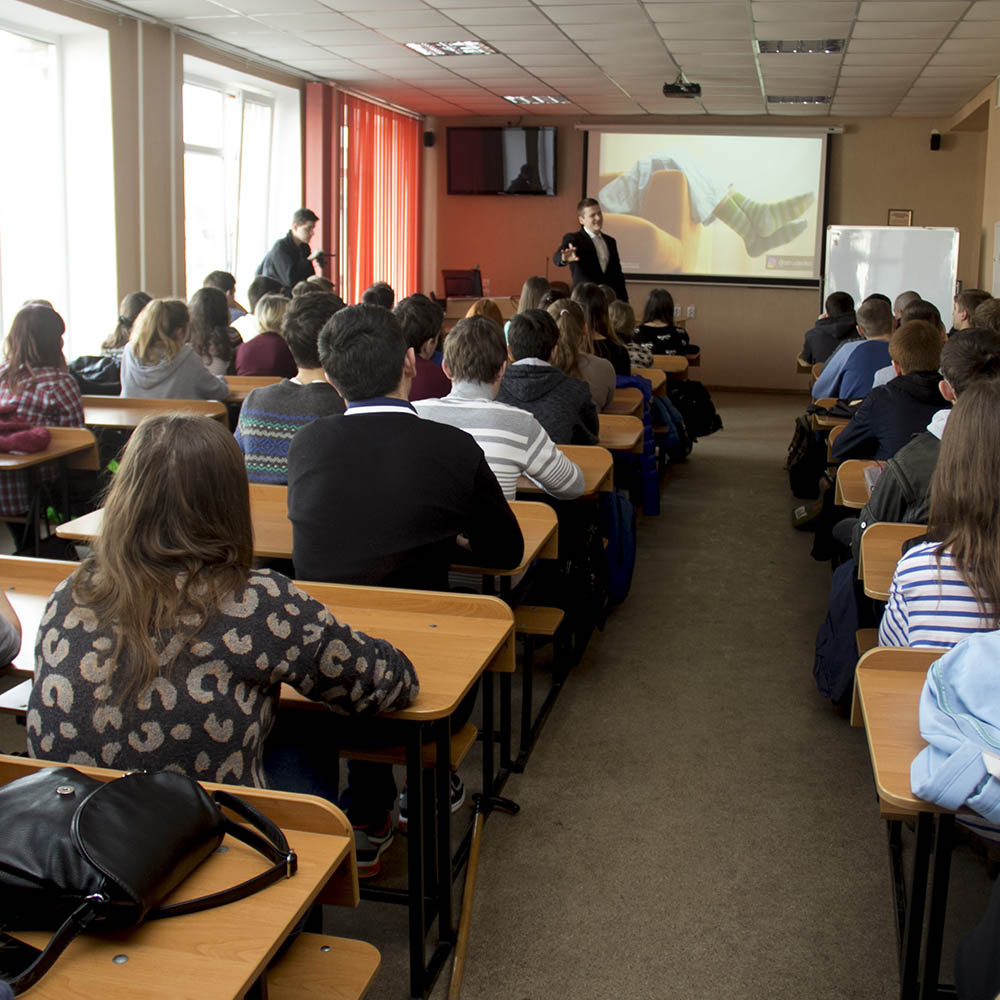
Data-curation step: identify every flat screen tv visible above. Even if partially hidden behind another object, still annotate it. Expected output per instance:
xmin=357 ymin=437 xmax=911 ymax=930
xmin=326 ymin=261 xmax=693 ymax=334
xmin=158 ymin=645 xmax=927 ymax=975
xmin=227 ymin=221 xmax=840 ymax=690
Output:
xmin=447 ymin=126 xmax=557 ymax=196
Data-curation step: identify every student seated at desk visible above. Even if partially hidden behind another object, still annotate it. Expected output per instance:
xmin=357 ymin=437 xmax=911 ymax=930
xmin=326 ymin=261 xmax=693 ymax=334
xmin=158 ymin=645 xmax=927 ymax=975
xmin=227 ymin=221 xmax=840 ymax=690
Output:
xmin=496 ymin=309 xmax=599 ymax=446
xmin=415 ymin=315 xmax=584 ymax=499
xmin=394 ymin=293 xmax=450 ymax=402
xmin=635 ymin=287 xmax=698 ymax=357
xmin=235 ymin=292 xmax=346 ymax=484
xmin=548 ymin=299 xmax=617 ymax=412
xmin=287 ymin=305 xmax=522 ymax=865
xmin=879 ymin=380 xmax=1000 ymax=650
xmin=234 ymin=294 xmax=296 ymax=377
xmin=102 ymin=291 xmax=151 ymax=360
xmin=831 ymin=320 xmax=944 ymax=462
xmin=572 ymin=282 xmax=630 ymax=376
xmin=120 ymin=299 xmax=229 ymax=402
xmin=0 ymin=590 xmax=21 ymax=665
xmin=26 ymin=413 xmax=416 ymax=786
xmin=231 ymin=275 xmax=283 ymax=343
xmin=800 ymin=291 xmax=857 ymax=366
xmin=0 ymin=303 xmax=84 ymax=517
xmin=188 ymin=286 xmax=240 ymax=376
xmin=812 ymin=296 xmax=893 ymax=400
xmin=870 ymin=300 xmax=947 ymax=389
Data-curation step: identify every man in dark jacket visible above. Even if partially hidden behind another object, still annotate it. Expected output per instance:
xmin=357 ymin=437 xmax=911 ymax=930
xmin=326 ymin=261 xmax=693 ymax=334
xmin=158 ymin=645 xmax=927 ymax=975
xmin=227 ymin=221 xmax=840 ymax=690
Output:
xmin=256 ymin=208 xmax=323 ymax=292
xmin=496 ymin=309 xmax=599 ymax=445
xmin=800 ymin=291 xmax=856 ymax=364
xmin=831 ymin=320 xmax=944 ymax=461
xmin=552 ymin=198 xmax=628 ymax=301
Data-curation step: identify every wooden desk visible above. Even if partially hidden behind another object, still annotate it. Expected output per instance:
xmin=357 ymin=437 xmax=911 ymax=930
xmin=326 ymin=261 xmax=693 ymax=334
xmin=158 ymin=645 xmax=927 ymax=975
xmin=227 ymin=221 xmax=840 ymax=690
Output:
xmin=0 ymin=754 xmax=354 ymax=1000
xmin=631 ymin=367 xmax=666 ymax=396
xmin=451 ymin=500 xmax=558 ymax=577
xmin=859 ymin=522 xmax=928 ymax=601
xmin=516 ymin=444 xmax=613 ymax=497
xmin=83 ymin=396 xmax=228 ymax=426
xmin=835 ymin=459 xmax=880 ymax=509
xmin=598 ymin=413 xmax=643 ymax=454
xmin=855 ymin=650 xmax=955 ymax=1000
xmin=226 ymin=375 xmax=284 ymax=403
xmin=606 ymin=387 xmax=643 ymax=417
xmin=650 ymin=355 xmax=689 ymax=376
xmin=796 ymin=355 xmax=812 ymax=374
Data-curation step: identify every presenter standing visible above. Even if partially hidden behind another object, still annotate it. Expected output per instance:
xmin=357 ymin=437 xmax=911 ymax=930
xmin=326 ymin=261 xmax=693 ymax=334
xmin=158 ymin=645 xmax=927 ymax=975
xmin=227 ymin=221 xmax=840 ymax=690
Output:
xmin=256 ymin=208 xmax=326 ymax=294
xmin=553 ymin=198 xmax=628 ymax=302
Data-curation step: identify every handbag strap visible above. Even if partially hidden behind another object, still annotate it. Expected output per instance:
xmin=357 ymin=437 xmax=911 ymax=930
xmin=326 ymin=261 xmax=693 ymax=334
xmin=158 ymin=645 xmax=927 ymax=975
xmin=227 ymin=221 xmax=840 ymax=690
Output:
xmin=150 ymin=789 xmax=297 ymax=920
xmin=7 ymin=896 xmax=104 ymax=996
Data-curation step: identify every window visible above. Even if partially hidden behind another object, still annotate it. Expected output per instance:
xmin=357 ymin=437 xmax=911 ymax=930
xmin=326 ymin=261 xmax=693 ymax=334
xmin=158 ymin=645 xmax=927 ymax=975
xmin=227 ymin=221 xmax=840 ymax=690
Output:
xmin=182 ymin=81 xmax=274 ymax=299
xmin=340 ymin=94 xmax=421 ymax=303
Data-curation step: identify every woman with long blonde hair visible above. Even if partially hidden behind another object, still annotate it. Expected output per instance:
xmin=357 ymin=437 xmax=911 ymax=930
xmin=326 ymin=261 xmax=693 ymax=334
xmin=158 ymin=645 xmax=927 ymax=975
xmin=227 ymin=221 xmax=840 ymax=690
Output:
xmin=120 ymin=299 xmax=229 ymax=400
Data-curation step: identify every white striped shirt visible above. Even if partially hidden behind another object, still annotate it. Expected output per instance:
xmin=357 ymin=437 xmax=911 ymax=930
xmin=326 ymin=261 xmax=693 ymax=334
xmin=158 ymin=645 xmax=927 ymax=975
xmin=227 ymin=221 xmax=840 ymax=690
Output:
xmin=878 ymin=540 xmax=995 ymax=650
xmin=414 ymin=383 xmax=583 ymax=501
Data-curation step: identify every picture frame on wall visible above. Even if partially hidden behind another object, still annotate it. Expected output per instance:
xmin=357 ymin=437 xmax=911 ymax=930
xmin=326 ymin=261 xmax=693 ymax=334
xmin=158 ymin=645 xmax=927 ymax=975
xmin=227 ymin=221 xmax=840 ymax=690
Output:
xmin=887 ymin=209 xmax=913 ymax=227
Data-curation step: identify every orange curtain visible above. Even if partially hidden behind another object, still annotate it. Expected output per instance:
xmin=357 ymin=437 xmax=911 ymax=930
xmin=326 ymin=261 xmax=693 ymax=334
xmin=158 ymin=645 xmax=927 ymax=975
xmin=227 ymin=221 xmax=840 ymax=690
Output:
xmin=340 ymin=94 xmax=421 ymax=304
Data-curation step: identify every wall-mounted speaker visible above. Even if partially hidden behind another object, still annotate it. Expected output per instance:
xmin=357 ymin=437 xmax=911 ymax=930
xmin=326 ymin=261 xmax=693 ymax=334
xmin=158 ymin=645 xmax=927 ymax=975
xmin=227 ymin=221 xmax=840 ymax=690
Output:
xmin=423 ymin=130 xmax=436 ymax=148
xmin=930 ymin=130 xmax=941 ymax=151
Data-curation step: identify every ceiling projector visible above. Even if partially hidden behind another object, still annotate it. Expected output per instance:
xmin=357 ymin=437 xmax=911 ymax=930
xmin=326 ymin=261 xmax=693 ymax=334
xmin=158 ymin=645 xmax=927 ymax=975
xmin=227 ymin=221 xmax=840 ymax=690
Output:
xmin=663 ymin=79 xmax=701 ymax=98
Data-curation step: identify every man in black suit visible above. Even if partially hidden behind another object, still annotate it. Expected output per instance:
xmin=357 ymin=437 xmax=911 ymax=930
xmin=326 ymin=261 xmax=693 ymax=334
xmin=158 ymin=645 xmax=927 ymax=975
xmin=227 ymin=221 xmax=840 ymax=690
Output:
xmin=553 ymin=198 xmax=628 ymax=302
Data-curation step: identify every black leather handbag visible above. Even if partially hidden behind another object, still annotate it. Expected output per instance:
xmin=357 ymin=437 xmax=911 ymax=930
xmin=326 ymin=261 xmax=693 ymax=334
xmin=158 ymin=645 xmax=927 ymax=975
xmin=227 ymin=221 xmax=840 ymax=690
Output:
xmin=0 ymin=766 xmax=297 ymax=995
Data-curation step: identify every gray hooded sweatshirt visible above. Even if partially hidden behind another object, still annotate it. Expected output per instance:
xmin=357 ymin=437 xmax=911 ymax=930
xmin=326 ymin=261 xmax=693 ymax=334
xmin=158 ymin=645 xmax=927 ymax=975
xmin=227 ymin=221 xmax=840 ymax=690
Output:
xmin=120 ymin=343 xmax=229 ymax=401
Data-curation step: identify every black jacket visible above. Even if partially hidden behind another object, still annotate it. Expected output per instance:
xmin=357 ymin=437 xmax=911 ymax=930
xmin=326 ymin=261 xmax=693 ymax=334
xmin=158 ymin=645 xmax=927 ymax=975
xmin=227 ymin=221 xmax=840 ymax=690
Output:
xmin=256 ymin=232 xmax=315 ymax=293
xmin=802 ymin=312 xmax=858 ymax=365
xmin=635 ymin=322 xmax=691 ymax=356
xmin=287 ymin=409 xmax=523 ymax=590
xmin=553 ymin=228 xmax=628 ymax=302
xmin=832 ymin=371 xmax=944 ymax=462
xmin=496 ymin=365 xmax=599 ymax=445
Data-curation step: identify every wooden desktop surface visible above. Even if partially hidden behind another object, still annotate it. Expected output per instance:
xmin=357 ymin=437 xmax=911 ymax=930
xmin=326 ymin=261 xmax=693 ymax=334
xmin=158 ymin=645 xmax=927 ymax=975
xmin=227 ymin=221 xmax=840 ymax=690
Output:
xmin=226 ymin=375 xmax=284 ymax=402
xmin=0 ymin=755 xmax=351 ymax=1000
xmin=631 ymin=367 xmax=666 ymax=396
xmin=56 ymin=492 xmax=555 ymax=571
xmin=649 ymin=355 xmax=689 ymax=376
xmin=0 ymin=427 xmax=98 ymax=472
xmin=835 ymin=459 xmax=880 ymax=509
xmin=597 ymin=414 xmax=643 ymax=453
xmin=859 ymin=522 xmax=928 ymax=601
xmin=605 ymin=387 xmax=643 ymax=417
xmin=855 ymin=651 xmax=945 ymax=814
xmin=516 ymin=444 xmax=613 ymax=497
xmin=83 ymin=396 xmax=228 ymax=426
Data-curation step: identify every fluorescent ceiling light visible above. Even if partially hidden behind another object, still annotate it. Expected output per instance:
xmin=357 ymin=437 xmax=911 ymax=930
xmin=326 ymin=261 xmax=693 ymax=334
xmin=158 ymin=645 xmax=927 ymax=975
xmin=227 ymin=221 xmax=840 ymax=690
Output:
xmin=405 ymin=40 xmax=496 ymax=56
xmin=756 ymin=39 xmax=845 ymax=54
xmin=766 ymin=94 xmax=832 ymax=103
xmin=503 ymin=95 xmax=571 ymax=104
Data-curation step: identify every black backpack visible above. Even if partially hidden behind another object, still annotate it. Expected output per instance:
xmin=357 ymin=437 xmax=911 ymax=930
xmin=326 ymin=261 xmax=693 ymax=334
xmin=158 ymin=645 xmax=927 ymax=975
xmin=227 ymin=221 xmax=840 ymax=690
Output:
xmin=68 ymin=355 xmax=121 ymax=396
xmin=667 ymin=380 xmax=722 ymax=441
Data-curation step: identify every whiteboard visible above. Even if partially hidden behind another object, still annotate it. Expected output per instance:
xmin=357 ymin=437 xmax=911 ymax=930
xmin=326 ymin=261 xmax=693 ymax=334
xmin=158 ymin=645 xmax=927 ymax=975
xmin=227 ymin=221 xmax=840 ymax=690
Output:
xmin=824 ymin=226 xmax=959 ymax=325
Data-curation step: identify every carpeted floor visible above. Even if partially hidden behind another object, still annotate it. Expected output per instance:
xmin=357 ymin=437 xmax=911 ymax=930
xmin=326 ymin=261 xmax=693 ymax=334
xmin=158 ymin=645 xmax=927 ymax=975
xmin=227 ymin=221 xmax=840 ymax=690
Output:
xmin=1 ymin=391 xmax=993 ymax=998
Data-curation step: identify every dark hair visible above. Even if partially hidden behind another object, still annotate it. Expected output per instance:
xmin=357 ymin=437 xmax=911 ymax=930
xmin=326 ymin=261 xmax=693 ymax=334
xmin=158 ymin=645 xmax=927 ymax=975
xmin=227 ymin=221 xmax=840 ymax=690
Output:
xmin=825 ymin=291 xmax=855 ymax=317
xmin=517 ymin=276 xmax=550 ymax=313
xmin=642 ymin=288 xmax=675 ymax=325
xmin=863 ymin=292 xmax=891 ymax=305
xmin=394 ymin=295 xmax=444 ymax=352
xmin=187 ymin=287 xmax=232 ymax=365
xmin=318 ymin=304 xmax=407 ymax=401
xmin=901 ymin=299 xmax=942 ymax=328
xmin=955 ymin=289 xmax=991 ymax=321
xmin=577 ymin=197 xmax=599 ymax=215
xmin=538 ymin=289 xmax=564 ymax=311
xmin=889 ymin=320 xmax=943 ymax=374
xmin=599 ymin=284 xmax=616 ymax=306
xmin=247 ymin=275 xmax=283 ymax=312
xmin=973 ymin=298 xmax=1000 ymax=334
xmin=856 ymin=297 xmax=892 ymax=337
xmin=508 ymin=309 xmax=560 ymax=362
xmin=203 ymin=271 xmax=236 ymax=294
xmin=281 ymin=292 xmax=345 ymax=369
xmin=292 ymin=208 xmax=319 ymax=226
xmin=939 ymin=328 xmax=1000 ymax=395
xmin=104 ymin=291 xmax=152 ymax=351
xmin=3 ymin=304 xmax=67 ymax=390
xmin=361 ymin=282 xmax=395 ymax=309
xmin=444 ymin=316 xmax=507 ymax=383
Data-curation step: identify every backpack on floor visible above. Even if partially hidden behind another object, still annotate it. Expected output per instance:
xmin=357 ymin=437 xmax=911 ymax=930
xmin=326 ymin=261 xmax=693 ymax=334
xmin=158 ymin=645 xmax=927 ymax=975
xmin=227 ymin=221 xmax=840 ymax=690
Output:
xmin=785 ymin=414 xmax=827 ymax=499
xmin=600 ymin=490 xmax=637 ymax=604
xmin=667 ymin=380 xmax=722 ymax=441
xmin=813 ymin=559 xmax=861 ymax=703
xmin=650 ymin=395 xmax=692 ymax=462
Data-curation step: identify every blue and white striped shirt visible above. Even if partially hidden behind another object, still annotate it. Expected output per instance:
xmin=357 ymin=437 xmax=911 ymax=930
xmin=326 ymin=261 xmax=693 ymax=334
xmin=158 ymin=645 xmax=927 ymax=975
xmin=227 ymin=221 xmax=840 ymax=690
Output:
xmin=878 ymin=540 xmax=995 ymax=649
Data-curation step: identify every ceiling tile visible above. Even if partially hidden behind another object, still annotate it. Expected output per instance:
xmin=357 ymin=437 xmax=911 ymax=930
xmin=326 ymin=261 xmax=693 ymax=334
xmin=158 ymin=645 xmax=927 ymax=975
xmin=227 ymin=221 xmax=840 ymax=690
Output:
xmin=441 ymin=6 xmax=551 ymax=22
xmin=842 ymin=52 xmax=929 ymax=65
xmin=856 ymin=2 xmax=968 ymax=20
xmin=940 ymin=36 xmax=1000 ymax=52
xmin=847 ymin=38 xmax=938 ymax=53
xmin=345 ymin=8 xmax=456 ymax=27
xmin=643 ymin=3 xmax=746 ymax=20
xmin=563 ymin=22 xmax=646 ymax=37
xmin=754 ymin=20 xmax=853 ymax=38
xmin=378 ymin=26 xmax=475 ymax=40
xmin=851 ymin=19 xmax=952 ymax=37
xmin=965 ymin=1 xmax=1000 ymax=17
xmin=220 ymin=0 xmax=330 ymax=10
xmin=540 ymin=4 xmax=648 ymax=21
xmin=655 ymin=23 xmax=750 ymax=38
xmin=498 ymin=40 xmax=584 ymax=54
xmin=752 ymin=1 xmax=856 ymax=18
xmin=478 ymin=24 xmax=566 ymax=39
xmin=950 ymin=20 xmax=1000 ymax=36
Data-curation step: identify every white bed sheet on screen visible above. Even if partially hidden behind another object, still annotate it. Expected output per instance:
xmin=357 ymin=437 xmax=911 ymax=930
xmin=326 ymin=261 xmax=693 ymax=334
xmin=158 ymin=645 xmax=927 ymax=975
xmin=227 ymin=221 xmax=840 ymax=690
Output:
xmin=585 ymin=130 xmax=825 ymax=280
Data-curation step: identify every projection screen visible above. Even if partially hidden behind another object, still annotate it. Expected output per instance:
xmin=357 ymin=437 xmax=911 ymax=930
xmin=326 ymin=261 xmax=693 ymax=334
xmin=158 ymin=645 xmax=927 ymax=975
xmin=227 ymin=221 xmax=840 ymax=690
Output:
xmin=583 ymin=127 xmax=829 ymax=286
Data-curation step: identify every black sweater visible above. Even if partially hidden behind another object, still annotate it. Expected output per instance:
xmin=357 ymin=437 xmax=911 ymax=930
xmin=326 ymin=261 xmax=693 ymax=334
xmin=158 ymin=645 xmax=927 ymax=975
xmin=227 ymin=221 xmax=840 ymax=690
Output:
xmin=287 ymin=410 xmax=523 ymax=590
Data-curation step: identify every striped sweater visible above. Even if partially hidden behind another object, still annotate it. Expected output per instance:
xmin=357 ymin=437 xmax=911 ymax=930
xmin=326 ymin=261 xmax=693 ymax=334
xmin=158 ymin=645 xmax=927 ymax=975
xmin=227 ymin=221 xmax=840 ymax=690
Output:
xmin=413 ymin=382 xmax=584 ymax=501
xmin=878 ymin=540 xmax=995 ymax=650
xmin=234 ymin=379 xmax=345 ymax=484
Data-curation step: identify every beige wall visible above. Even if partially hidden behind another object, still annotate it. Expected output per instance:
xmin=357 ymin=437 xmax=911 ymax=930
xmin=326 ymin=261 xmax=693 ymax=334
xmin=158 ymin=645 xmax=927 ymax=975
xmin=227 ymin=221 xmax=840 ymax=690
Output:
xmin=425 ymin=114 xmax=987 ymax=390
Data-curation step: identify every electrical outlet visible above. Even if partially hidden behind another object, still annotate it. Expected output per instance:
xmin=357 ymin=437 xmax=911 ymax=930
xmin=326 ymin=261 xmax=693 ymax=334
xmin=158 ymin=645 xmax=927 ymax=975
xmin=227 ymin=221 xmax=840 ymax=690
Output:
xmin=673 ymin=305 xmax=681 ymax=318
xmin=687 ymin=305 xmax=696 ymax=319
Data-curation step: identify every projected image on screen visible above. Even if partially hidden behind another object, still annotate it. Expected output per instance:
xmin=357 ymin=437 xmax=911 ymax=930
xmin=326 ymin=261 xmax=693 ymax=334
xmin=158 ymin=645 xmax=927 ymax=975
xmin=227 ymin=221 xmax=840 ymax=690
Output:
xmin=586 ymin=131 xmax=825 ymax=283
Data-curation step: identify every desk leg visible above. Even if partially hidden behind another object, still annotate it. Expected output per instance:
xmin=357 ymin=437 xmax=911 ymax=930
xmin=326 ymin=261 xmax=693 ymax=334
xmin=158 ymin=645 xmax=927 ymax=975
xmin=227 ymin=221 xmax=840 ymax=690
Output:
xmin=888 ymin=820 xmax=907 ymax=953
xmin=920 ymin=814 xmax=955 ymax=1000
xmin=900 ymin=812 xmax=934 ymax=1000
xmin=499 ymin=673 xmax=512 ymax=773
xmin=405 ymin=723 xmax=427 ymax=999
xmin=435 ymin=719 xmax=454 ymax=944
xmin=481 ymin=670 xmax=495 ymax=798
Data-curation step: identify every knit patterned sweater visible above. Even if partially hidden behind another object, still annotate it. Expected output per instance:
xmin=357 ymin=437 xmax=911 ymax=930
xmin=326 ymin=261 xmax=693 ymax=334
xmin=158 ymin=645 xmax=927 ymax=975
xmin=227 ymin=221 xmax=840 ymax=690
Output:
xmin=234 ymin=379 xmax=345 ymax=484
xmin=27 ymin=568 xmax=417 ymax=787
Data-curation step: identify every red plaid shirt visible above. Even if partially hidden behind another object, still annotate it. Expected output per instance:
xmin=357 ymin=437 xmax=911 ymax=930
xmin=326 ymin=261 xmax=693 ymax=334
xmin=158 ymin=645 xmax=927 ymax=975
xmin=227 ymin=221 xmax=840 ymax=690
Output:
xmin=0 ymin=366 xmax=84 ymax=516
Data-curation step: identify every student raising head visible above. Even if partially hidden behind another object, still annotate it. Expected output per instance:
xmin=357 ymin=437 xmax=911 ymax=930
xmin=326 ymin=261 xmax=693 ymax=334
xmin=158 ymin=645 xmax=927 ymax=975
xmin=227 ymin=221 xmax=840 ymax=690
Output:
xmin=26 ymin=412 xmax=417 ymax=784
